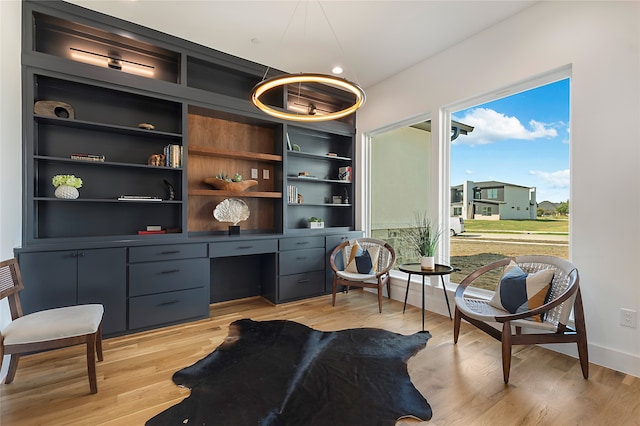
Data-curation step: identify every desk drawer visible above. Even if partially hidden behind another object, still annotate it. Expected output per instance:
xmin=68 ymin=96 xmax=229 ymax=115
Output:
xmin=129 ymin=243 xmax=207 ymax=263
xmin=279 ymin=248 xmax=324 ymax=276
xmin=129 ymin=286 xmax=209 ymax=330
xmin=279 ymin=271 xmax=325 ymax=301
xmin=279 ymin=236 xmax=324 ymax=251
xmin=129 ymin=258 xmax=209 ymax=297
xmin=209 ymin=239 xmax=277 ymax=258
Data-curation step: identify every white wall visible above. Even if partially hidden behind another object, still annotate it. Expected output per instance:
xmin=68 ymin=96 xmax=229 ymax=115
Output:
xmin=357 ymin=1 xmax=640 ymax=377
xmin=371 ymin=126 xmax=430 ymax=229
xmin=0 ymin=0 xmax=23 ymax=380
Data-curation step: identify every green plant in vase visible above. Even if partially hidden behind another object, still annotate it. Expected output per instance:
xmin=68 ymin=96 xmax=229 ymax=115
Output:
xmin=405 ymin=211 xmax=440 ymax=270
xmin=307 ymin=217 xmax=324 ymax=229
xmin=52 ymin=174 xmax=83 ymax=199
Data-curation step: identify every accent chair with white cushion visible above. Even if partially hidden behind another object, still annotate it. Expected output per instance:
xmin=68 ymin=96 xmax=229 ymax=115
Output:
xmin=453 ymin=255 xmax=588 ymax=384
xmin=0 ymin=258 xmax=104 ymax=394
xmin=329 ymin=238 xmax=396 ymax=313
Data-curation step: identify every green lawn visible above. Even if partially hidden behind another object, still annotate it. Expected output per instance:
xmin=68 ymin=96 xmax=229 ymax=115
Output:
xmin=463 ymin=219 xmax=568 ymax=234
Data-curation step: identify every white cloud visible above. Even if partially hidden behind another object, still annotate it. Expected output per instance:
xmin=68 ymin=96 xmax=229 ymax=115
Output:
xmin=465 ymin=169 xmax=474 ymax=175
xmin=529 ymin=169 xmax=569 ymax=188
xmin=453 ymin=108 xmax=558 ymax=145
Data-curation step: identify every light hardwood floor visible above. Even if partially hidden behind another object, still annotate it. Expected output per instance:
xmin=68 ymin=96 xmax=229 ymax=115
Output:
xmin=1 ymin=291 xmax=639 ymax=425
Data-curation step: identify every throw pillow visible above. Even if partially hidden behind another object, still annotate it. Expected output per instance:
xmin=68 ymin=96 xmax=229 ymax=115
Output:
xmin=488 ymin=261 xmax=554 ymax=322
xmin=355 ymin=249 xmax=373 ymax=274
xmin=345 ymin=242 xmax=363 ymax=273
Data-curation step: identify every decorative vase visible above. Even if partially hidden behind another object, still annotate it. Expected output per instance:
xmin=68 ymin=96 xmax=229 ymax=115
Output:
xmin=54 ymin=185 xmax=79 ymax=199
xmin=420 ymin=256 xmax=435 ymax=270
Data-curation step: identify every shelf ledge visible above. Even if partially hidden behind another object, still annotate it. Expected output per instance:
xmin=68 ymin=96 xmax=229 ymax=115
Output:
xmin=189 ymin=146 xmax=282 ymax=162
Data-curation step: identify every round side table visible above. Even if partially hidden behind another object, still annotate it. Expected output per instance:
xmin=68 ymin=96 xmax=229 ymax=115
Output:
xmin=398 ymin=263 xmax=454 ymax=331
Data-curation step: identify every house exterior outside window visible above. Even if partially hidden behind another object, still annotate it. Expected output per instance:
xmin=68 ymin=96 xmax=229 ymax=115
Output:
xmin=450 ymin=180 xmax=536 ymax=220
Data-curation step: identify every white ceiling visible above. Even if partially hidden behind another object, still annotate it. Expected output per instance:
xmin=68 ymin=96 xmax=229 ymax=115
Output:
xmin=67 ymin=0 xmax=537 ymax=89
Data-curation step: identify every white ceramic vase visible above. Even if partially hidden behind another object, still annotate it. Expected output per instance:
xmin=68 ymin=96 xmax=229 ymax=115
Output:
xmin=54 ymin=185 xmax=79 ymax=199
xmin=420 ymin=256 xmax=435 ymax=270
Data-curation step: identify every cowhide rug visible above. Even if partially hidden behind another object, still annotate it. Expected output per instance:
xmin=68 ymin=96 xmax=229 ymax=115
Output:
xmin=147 ymin=319 xmax=432 ymax=425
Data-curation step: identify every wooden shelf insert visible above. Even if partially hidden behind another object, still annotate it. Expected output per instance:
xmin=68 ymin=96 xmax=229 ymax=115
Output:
xmin=189 ymin=146 xmax=282 ymax=162
xmin=189 ymin=189 xmax=282 ymax=199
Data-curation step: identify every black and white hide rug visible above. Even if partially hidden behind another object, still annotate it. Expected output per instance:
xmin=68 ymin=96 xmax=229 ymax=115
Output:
xmin=146 ymin=318 xmax=432 ymax=425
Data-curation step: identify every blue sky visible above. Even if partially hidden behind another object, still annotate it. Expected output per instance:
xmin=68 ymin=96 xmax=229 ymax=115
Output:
xmin=451 ymin=78 xmax=570 ymax=203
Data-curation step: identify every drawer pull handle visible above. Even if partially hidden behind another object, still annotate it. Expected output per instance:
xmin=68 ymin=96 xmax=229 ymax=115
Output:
xmin=297 ymin=241 xmax=309 ymax=245
xmin=161 ymin=250 xmax=180 ymax=255
xmin=158 ymin=300 xmax=179 ymax=306
xmin=297 ymin=257 xmax=307 ymax=260
xmin=160 ymin=269 xmax=180 ymax=274
xmin=298 ymin=279 xmax=310 ymax=283
xmin=237 ymin=246 xmax=253 ymax=249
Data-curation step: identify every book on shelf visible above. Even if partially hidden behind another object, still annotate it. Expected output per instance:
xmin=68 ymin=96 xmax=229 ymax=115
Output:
xmin=287 ymin=185 xmax=300 ymax=204
xmin=138 ymin=230 xmax=167 ymax=235
xmin=146 ymin=225 xmax=162 ymax=231
xmin=118 ymin=195 xmax=162 ymax=202
xmin=70 ymin=153 xmax=105 ymax=162
xmin=163 ymin=144 xmax=183 ymax=168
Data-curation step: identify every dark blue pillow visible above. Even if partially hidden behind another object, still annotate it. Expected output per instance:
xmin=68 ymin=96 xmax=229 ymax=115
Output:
xmin=355 ymin=249 xmax=373 ymax=274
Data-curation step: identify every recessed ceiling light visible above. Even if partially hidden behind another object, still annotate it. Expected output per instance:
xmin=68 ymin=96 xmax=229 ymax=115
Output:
xmin=332 ymin=66 xmax=343 ymax=74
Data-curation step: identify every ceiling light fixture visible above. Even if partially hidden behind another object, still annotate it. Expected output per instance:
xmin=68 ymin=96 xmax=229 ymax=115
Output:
xmin=250 ymin=1 xmax=365 ymax=122
xmin=251 ymin=73 xmax=365 ymax=122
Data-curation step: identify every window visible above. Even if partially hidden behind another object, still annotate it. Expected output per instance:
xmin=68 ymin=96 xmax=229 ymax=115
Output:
xmin=448 ymin=76 xmax=570 ymax=291
xmin=369 ymin=123 xmax=431 ymax=267
xmin=453 ymin=207 xmax=462 ymax=216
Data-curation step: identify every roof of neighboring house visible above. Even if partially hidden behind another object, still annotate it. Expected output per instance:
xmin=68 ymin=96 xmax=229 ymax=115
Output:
xmin=472 ymin=180 xmax=533 ymax=189
xmin=410 ymin=120 xmax=474 ymax=135
xmin=451 ymin=180 xmax=534 ymax=190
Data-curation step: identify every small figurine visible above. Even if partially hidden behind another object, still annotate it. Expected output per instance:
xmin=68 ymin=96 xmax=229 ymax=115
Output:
xmin=147 ymin=153 xmax=165 ymax=166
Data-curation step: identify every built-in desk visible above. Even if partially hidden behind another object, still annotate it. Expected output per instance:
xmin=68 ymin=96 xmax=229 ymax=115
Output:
xmin=14 ymin=230 xmax=363 ymax=336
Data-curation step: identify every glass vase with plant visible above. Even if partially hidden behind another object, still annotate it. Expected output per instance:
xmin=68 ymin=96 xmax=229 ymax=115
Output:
xmin=51 ymin=174 xmax=83 ymax=199
xmin=405 ymin=212 xmax=440 ymax=270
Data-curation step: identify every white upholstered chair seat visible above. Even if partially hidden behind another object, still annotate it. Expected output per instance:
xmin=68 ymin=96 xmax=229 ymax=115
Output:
xmin=335 ymin=270 xmax=377 ymax=282
xmin=455 ymin=296 xmax=558 ymax=332
xmin=2 ymin=304 xmax=104 ymax=345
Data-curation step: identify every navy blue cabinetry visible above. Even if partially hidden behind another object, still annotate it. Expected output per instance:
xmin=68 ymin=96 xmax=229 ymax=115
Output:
xmin=17 ymin=248 xmax=127 ymax=335
xmin=128 ymin=244 xmax=209 ymax=330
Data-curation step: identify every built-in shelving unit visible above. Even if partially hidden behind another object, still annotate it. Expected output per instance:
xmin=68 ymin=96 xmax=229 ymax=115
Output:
xmin=17 ymin=0 xmax=360 ymax=336
xmin=187 ymin=105 xmax=284 ymax=235
xmin=285 ymin=125 xmax=355 ymax=232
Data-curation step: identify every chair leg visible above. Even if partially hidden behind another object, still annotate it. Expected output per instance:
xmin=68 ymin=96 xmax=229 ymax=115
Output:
xmin=386 ymin=275 xmax=391 ymax=299
xmin=96 ymin=325 xmax=104 ymax=362
xmin=573 ymin=289 xmax=589 ymax=379
xmin=332 ymin=275 xmax=337 ymax=307
xmin=501 ymin=322 xmax=513 ymax=384
xmin=377 ymin=282 xmax=383 ymax=313
xmin=86 ymin=334 xmax=98 ymax=394
xmin=453 ymin=307 xmax=462 ymax=344
xmin=4 ymin=353 xmax=21 ymax=384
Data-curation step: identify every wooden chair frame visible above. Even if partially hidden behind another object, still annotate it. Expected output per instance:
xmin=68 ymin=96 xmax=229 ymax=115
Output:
xmin=0 ymin=258 xmax=104 ymax=394
xmin=329 ymin=238 xmax=396 ymax=313
xmin=453 ymin=255 xmax=588 ymax=383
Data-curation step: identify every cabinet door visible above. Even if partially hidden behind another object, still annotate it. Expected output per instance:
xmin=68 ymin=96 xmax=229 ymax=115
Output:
xmin=17 ymin=251 xmax=77 ymax=314
xmin=77 ymin=248 xmax=127 ymax=335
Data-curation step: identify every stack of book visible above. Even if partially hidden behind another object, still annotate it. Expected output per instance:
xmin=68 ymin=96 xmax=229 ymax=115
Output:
xmin=164 ymin=144 xmax=182 ymax=168
xmin=287 ymin=185 xmax=299 ymax=204
xmin=138 ymin=225 xmax=166 ymax=235
xmin=70 ymin=153 xmax=105 ymax=162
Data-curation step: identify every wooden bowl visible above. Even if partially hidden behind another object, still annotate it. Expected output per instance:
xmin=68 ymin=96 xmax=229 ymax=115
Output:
xmin=203 ymin=178 xmax=258 ymax=192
